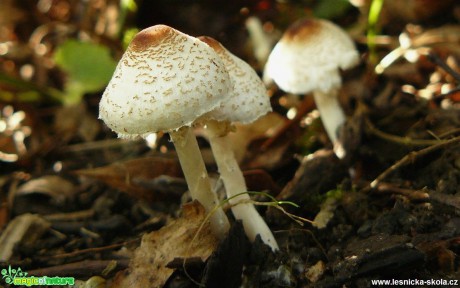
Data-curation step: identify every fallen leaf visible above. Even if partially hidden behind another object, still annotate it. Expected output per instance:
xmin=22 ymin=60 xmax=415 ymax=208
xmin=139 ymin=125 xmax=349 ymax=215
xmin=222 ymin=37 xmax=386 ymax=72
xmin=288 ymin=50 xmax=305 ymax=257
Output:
xmin=16 ymin=175 xmax=77 ymax=205
xmin=54 ymin=103 xmax=101 ymax=143
xmin=74 ymin=156 xmax=183 ymax=201
xmin=227 ymin=112 xmax=285 ymax=163
xmin=243 ymin=169 xmax=281 ymax=195
xmin=0 ymin=213 xmax=50 ymax=262
xmin=305 ymin=260 xmax=326 ymax=283
xmin=110 ymin=201 xmax=219 ymax=288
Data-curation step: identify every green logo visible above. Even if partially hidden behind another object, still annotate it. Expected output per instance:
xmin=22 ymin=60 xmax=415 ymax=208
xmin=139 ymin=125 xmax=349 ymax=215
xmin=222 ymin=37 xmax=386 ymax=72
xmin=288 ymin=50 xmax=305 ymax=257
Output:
xmin=1 ymin=266 xmax=28 ymax=284
xmin=1 ymin=266 xmax=75 ymax=286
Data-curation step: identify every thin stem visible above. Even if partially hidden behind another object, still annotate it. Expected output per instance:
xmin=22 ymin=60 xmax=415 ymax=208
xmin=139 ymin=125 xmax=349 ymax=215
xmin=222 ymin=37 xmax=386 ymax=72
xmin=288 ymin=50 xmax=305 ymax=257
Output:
xmin=206 ymin=120 xmax=279 ymax=251
xmin=0 ymin=72 xmax=64 ymax=103
xmin=169 ymin=126 xmax=230 ymax=239
xmin=313 ymin=89 xmax=346 ymax=159
xmin=426 ymin=52 xmax=460 ymax=84
xmin=367 ymin=0 xmax=385 ymax=65
xmin=365 ymin=117 xmax=450 ymax=146
xmin=370 ymin=135 xmax=460 ymax=188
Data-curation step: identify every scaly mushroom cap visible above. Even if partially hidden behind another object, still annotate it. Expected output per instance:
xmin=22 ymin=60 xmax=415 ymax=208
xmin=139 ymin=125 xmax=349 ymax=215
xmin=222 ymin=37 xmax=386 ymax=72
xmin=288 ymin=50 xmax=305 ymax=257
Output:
xmin=198 ymin=36 xmax=272 ymax=124
xmin=99 ymin=25 xmax=232 ymax=138
xmin=264 ymin=18 xmax=359 ymax=94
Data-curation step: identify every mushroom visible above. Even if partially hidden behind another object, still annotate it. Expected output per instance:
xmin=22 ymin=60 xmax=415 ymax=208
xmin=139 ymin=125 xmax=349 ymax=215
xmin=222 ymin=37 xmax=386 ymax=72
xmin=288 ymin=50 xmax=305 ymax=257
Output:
xmin=99 ymin=25 xmax=231 ymax=238
xmin=245 ymin=16 xmax=278 ymax=67
xmin=264 ymin=18 xmax=359 ymax=158
xmin=198 ymin=36 xmax=279 ymax=251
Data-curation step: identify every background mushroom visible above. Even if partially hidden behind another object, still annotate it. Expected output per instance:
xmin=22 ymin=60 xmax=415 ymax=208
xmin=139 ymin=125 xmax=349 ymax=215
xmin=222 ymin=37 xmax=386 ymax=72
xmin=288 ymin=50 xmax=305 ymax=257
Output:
xmin=99 ymin=25 xmax=231 ymax=238
xmin=264 ymin=18 xmax=359 ymax=158
xmin=198 ymin=36 xmax=278 ymax=251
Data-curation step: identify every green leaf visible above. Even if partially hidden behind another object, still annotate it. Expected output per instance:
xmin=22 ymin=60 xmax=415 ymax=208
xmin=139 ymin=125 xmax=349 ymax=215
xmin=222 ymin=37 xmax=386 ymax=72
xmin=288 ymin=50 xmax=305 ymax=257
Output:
xmin=54 ymin=39 xmax=117 ymax=105
xmin=122 ymin=28 xmax=139 ymax=49
xmin=313 ymin=0 xmax=351 ymax=19
xmin=120 ymin=0 xmax=137 ymax=12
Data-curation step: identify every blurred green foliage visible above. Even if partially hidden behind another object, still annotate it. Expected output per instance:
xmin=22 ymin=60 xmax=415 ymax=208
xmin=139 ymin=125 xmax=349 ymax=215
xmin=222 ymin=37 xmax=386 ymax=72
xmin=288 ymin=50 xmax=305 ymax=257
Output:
xmin=119 ymin=0 xmax=138 ymax=36
xmin=122 ymin=28 xmax=140 ymax=49
xmin=0 ymin=71 xmax=64 ymax=103
xmin=54 ymin=39 xmax=117 ymax=106
xmin=314 ymin=0 xmax=352 ymax=19
xmin=367 ymin=0 xmax=385 ymax=63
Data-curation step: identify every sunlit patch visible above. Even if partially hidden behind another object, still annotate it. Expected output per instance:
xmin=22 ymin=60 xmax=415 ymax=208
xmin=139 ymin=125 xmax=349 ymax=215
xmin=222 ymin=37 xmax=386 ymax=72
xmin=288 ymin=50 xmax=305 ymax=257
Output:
xmin=145 ymin=133 xmax=158 ymax=149
xmin=401 ymin=84 xmax=416 ymax=95
xmin=160 ymin=145 xmax=168 ymax=154
xmin=286 ymin=107 xmax=297 ymax=120
xmin=0 ymin=42 xmax=10 ymax=56
xmin=240 ymin=7 xmax=249 ymax=15
xmin=37 ymin=0 xmax=52 ymax=13
xmin=301 ymin=110 xmax=320 ymax=127
xmin=0 ymin=106 xmax=31 ymax=162
xmin=278 ymin=96 xmax=288 ymax=106
xmin=53 ymin=161 xmax=63 ymax=173
xmin=35 ymin=43 xmax=48 ymax=56
xmin=20 ymin=64 xmax=35 ymax=80
xmin=0 ymin=151 xmax=18 ymax=162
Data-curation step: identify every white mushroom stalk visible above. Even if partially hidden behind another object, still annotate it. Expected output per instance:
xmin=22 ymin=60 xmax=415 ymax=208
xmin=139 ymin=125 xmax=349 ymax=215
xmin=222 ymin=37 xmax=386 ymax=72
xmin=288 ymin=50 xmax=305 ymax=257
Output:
xmin=264 ymin=18 xmax=359 ymax=159
xmin=99 ymin=25 xmax=231 ymax=239
xmin=198 ymin=36 xmax=279 ymax=251
xmin=245 ymin=16 xmax=276 ymax=67
xmin=313 ymin=89 xmax=346 ymax=158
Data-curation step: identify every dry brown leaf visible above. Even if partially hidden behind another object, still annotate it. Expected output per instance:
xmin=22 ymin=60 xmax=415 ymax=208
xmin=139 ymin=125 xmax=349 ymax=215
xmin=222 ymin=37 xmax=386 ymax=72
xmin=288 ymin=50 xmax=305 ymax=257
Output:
xmin=16 ymin=175 xmax=78 ymax=205
xmin=110 ymin=201 xmax=219 ymax=288
xmin=0 ymin=213 xmax=51 ymax=262
xmin=243 ymin=169 xmax=281 ymax=195
xmin=74 ymin=156 xmax=183 ymax=201
xmin=227 ymin=112 xmax=284 ymax=163
xmin=54 ymin=103 xmax=100 ymax=143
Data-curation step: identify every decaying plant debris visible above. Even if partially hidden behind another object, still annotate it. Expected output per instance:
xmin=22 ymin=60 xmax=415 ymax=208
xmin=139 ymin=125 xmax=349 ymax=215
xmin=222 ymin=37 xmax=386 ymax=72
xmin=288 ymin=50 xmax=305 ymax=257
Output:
xmin=0 ymin=0 xmax=459 ymax=287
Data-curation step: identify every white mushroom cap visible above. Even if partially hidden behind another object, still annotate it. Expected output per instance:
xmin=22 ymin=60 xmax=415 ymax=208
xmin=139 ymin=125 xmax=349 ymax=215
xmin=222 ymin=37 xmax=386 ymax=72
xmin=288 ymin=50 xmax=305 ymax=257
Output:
xmin=264 ymin=18 xmax=359 ymax=94
xmin=99 ymin=25 xmax=232 ymax=139
xmin=198 ymin=36 xmax=272 ymax=124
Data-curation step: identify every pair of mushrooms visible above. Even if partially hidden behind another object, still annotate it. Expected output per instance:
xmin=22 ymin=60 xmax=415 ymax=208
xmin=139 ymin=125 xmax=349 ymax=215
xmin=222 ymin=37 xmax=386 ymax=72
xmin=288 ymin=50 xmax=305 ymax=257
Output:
xmin=99 ymin=25 xmax=278 ymax=250
xmin=264 ymin=18 xmax=359 ymax=159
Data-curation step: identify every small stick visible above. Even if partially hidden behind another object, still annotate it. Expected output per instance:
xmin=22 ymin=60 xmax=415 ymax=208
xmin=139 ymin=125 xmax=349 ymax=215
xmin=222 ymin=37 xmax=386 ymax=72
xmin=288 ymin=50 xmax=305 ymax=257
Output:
xmin=370 ymin=135 xmax=460 ymax=188
xmin=27 ymin=259 xmax=129 ymax=278
xmin=373 ymin=182 xmax=430 ymax=202
xmin=426 ymin=52 xmax=460 ymax=84
xmin=50 ymin=238 xmax=140 ymax=259
xmin=365 ymin=117 xmax=448 ymax=146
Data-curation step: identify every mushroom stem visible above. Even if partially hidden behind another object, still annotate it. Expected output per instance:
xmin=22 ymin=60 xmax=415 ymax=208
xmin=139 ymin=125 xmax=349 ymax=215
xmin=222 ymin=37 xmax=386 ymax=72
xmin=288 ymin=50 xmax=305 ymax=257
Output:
xmin=169 ymin=126 xmax=230 ymax=239
xmin=312 ymin=89 xmax=346 ymax=159
xmin=206 ymin=120 xmax=279 ymax=251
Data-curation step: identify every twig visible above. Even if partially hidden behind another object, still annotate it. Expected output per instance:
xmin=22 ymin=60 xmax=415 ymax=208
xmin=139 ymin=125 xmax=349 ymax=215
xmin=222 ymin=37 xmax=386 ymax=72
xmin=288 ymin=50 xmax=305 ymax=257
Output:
xmin=435 ymin=87 xmax=460 ymax=100
xmin=365 ymin=117 xmax=450 ymax=146
xmin=370 ymin=135 xmax=460 ymax=188
xmin=429 ymin=192 xmax=460 ymax=210
xmin=373 ymin=182 xmax=430 ymax=202
xmin=43 ymin=209 xmax=95 ymax=222
xmin=50 ymin=238 xmax=140 ymax=259
xmin=27 ymin=259 xmax=130 ymax=278
xmin=274 ymin=228 xmax=328 ymax=261
xmin=426 ymin=52 xmax=460 ymax=84
xmin=0 ymin=72 xmax=64 ymax=103
xmin=438 ymin=128 xmax=460 ymax=138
